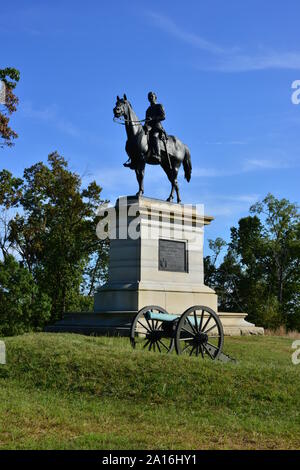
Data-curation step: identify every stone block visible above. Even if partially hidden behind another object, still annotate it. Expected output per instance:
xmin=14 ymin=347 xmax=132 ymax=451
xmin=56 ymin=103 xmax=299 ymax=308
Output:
xmin=0 ymin=341 xmax=6 ymax=365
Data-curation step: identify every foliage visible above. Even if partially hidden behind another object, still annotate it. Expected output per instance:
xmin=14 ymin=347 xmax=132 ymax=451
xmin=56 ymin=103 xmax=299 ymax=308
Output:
xmin=204 ymin=237 xmax=226 ymax=286
xmin=0 ymin=153 xmax=108 ymax=326
xmin=205 ymin=194 xmax=300 ymax=330
xmin=0 ymin=68 xmax=20 ymax=148
xmin=0 ymin=255 xmax=51 ymax=336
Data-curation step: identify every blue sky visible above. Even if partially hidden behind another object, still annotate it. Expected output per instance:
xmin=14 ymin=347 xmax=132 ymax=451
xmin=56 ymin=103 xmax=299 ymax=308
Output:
xmin=1 ymin=0 xmax=300 ymax=254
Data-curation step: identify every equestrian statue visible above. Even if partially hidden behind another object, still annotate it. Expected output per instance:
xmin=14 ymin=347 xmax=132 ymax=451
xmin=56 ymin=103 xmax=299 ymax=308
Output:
xmin=113 ymin=92 xmax=192 ymax=203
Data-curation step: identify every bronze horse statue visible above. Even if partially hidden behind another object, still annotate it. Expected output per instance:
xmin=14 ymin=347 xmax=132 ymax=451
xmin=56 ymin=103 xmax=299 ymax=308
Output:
xmin=113 ymin=94 xmax=192 ymax=203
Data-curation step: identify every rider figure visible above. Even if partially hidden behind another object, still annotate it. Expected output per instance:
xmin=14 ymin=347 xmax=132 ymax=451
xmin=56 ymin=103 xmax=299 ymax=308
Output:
xmin=123 ymin=91 xmax=166 ymax=168
xmin=144 ymin=91 xmax=166 ymax=164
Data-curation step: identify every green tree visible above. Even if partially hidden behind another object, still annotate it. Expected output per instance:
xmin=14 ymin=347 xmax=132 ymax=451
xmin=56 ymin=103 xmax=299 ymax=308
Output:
xmin=206 ymin=194 xmax=300 ymax=330
xmin=0 ymin=152 xmax=108 ymax=322
xmin=204 ymin=237 xmax=226 ymax=286
xmin=0 ymin=68 xmax=20 ymax=148
xmin=0 ymin=254 xmax=51 ymax=336
xmin=250 ymin=194 xmax=300 ymax=309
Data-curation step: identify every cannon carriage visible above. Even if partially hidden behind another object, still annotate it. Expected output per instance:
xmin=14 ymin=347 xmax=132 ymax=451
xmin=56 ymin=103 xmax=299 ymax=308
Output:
xmin=130 ymin=305 xmax=234 ymax=362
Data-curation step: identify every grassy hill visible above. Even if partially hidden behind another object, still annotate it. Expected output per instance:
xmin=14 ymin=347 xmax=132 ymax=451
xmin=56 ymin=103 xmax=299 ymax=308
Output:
xmin=0 ymin=333 xmax=299 ymax=449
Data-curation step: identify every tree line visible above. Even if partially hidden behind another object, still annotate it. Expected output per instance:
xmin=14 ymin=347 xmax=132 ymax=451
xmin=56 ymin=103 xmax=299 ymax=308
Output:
xmin=0 ymin=153 xmax=109 ymax=335
xmin=204 ymin=194 xmax=300 ymax=330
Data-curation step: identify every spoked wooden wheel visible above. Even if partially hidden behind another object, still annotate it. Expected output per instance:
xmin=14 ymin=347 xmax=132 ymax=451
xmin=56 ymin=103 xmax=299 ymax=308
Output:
xmin=175 ymin=306 xmax=224 ymax=360
xmin=130 ymin=305 xmax=174 ymax=354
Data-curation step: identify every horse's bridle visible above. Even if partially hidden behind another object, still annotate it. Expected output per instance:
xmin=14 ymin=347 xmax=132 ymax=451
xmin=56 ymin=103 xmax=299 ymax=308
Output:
xmin=113 ymin=116 xmax=146 ymax=126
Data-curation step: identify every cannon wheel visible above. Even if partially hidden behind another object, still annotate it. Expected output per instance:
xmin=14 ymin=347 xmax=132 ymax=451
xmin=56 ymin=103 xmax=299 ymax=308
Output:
xmin=175 ymin=305 xmax=224 ymax=360
xmin=130 ymin=305 xmax=174 ymax=354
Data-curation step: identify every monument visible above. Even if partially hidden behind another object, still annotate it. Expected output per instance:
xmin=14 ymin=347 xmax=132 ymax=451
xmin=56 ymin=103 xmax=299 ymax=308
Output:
xmin=47 ymin=92 xmax=263 ymax=336
xmin=94 ymin=196 xmax=217 ymax=314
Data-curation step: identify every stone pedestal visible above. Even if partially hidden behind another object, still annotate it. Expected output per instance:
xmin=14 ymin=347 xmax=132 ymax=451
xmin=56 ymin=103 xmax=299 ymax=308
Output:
xmin=94 ymin=196 xmax=217 ymax=315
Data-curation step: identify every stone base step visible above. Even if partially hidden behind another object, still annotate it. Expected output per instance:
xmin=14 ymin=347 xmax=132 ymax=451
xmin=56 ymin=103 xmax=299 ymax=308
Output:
xmin=45 ymin=310 xmax=264 ymax=336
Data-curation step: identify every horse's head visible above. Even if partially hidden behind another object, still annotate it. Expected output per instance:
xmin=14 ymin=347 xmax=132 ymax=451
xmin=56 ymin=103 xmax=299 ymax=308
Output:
xmin=113 ymin=94 xmax=130 ymax=119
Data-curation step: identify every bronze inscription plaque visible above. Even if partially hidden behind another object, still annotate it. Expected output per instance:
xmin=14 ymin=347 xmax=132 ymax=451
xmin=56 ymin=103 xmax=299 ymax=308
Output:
xmin=159 ymin=239 xmax=187 ymax=272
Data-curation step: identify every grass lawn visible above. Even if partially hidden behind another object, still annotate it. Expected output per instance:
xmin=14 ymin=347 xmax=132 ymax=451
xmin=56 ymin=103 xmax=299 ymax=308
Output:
xmin=0 ymin=333 xmax=299 ymax=449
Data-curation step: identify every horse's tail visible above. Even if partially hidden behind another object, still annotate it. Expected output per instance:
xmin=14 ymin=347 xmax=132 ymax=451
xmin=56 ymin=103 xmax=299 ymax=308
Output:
xmin=183 ymin=146 xmax=192 ymax=182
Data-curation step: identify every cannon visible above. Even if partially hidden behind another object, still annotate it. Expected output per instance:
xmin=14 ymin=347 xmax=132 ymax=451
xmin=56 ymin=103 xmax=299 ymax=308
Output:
xmin=130 ymin=305 xmax=234 ymax=362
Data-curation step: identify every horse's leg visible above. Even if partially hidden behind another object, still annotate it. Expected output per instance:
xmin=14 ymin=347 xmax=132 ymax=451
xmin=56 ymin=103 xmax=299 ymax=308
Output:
xmin=139 ymin=167 xmax=145 ymax=196
xmin=135 ymin=163 xmax=145 ymax=197
xmin=167 ymin=177 xmax=181 ymax=203
xmin=165 ymin=166 xmax=175 ymax=202
xmin=175 ymin=179 xmax=181 ymax=203
xmin=164 ymin=158 xmax=182 ymax=203
xmin=173 ymin=166 xmax=181 ymax=203
xmin=135 ymin=169 xmax=143 ymax=197
xmin=167 ymin=182 xmax=175 ymax=202
xmin=160 ymin=156 xmax=175 ymax=202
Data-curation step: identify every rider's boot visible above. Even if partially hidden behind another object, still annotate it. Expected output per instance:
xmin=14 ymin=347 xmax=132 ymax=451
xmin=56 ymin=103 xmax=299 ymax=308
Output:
xmin=152 ymin=137 xmax=161 ymax=163
xmin=123 ymin=158 xmax=131 ymax=167
xmin=123 ymin=158 xmax=136 ymax=169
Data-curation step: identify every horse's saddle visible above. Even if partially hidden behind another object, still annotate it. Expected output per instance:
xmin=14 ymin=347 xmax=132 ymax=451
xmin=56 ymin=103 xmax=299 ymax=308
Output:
xmin=137 ymin=132 xmax=180 ymax=161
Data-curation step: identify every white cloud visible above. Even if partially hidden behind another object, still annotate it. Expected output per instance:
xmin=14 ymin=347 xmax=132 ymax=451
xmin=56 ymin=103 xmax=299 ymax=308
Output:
xmin=192 ymin=156 xmax=293 ymax=178
xmin=192 ymin=167 xmax=223 ymax=177
xmin=146 ymin=11 xmax=300 ymax=72
xmin=21 ymin=101 xmax=79 ymax=137
xmin=146 ymin=11 xmax=235 ymax=55
xmin=244 ymin=158 xmax=291 ymax=170
xmin=218 ymin=194 xmax=260 ymax=204
xmin=201 ymin=193 xmax=261 ymax=218
xmin=203 ymin=51 xmax=300 ymax=73
xmin=204 ymin=204 xmax=238 ymax=217
xmin=205 ymin=141 xmax=247 ymax=146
